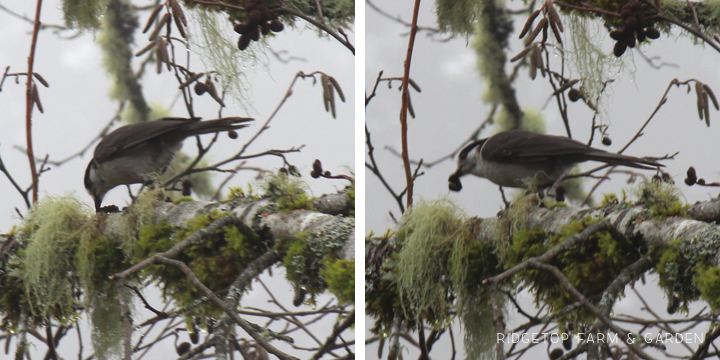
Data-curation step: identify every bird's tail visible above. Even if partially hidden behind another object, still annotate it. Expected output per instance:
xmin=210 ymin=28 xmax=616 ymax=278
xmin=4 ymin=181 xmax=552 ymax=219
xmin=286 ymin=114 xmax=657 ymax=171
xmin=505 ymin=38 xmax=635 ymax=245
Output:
xmin=178 ymin=117 xmax=253 ymax=136
xmin=584 ymin=151 xmax=664 ymax=170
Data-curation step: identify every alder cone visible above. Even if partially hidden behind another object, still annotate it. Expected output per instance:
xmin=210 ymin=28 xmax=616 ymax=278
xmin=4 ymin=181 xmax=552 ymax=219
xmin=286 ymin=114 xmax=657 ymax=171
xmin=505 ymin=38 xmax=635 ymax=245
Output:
xmin=234 ymin=23 xmax=249 ymax=34
xmin=249 ymin=26 xmax=260 ymax=41
xmin=269 ymin=20 xmax=284 ymax=32
xmin=646 ymin=27 xmax=660 ymax=39
xmin=238 ymin=34 xmax=251 ymax=50
xmin=614 ymin=41 xmax=627 ymax=57
xmin=568 ymin=88 xmax=581 ymax=102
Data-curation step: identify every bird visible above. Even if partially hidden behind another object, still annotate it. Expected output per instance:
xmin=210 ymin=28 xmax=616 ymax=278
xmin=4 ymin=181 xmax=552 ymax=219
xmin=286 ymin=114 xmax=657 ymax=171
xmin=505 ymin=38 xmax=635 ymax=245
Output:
xmin=84 ymin=116 xmax=252 ymax=210
xmin=448 ymin=130 xmax=663 ymax=192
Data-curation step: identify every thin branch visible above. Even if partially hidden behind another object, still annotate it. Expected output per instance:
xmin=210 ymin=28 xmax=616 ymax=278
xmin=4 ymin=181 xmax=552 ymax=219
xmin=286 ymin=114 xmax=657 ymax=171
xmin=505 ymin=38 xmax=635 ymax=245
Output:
xmin=399 ymin=0 xmax=422 ymax=209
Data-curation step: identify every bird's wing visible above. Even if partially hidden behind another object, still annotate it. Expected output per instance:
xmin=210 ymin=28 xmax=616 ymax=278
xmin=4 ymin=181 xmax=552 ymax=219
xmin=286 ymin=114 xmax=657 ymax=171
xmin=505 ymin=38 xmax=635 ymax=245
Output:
xmin=458 ymin=138 xmax=488 ymax=161
xmin=481 ymin=130 xmax=592 ymax=163
xmin=93 ymin=118 xmax=191 ymax=161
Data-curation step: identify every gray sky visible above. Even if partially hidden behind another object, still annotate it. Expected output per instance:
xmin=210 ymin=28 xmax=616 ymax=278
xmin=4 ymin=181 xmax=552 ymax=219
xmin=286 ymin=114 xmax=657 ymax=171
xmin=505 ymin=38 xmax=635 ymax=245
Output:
xmin=365 ymin=1 xmax=720 ymax=359
xmin=0 ymin=1 xmax=354 ymax=358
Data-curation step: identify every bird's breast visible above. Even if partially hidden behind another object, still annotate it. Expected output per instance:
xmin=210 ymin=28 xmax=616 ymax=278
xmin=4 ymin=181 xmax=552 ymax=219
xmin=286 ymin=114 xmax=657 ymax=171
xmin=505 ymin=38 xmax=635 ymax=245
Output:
xmin=473 ymin=159 xmax=572 ymax=188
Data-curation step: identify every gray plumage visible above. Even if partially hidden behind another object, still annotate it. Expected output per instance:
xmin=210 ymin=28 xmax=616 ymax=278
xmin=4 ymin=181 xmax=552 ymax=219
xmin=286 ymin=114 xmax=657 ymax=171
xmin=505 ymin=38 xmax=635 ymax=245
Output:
xmin=85 ymin=117 xmax=252 ymax=210
xmin=449 ymin=130 xmax=663 ymax=191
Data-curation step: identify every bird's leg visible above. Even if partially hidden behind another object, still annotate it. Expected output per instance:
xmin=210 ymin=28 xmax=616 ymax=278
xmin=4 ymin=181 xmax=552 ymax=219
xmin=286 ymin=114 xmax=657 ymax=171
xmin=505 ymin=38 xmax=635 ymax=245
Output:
xmin=499 ymin=186 xmax=511 ymax=209
xmin=127 ymin=184 xmax=138 ymax=204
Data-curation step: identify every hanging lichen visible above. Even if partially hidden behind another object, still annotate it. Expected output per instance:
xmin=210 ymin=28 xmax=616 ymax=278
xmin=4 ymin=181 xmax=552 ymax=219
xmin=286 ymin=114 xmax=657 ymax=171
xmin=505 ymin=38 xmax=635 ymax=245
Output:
xmin=21 ymin=196 xmax=92 ymax=321
xmin=63 ymin=0 xmax=109 ymax=30
xmin=394 ymin=199 xmax=465 ymax=327
xmin=436 ymin=0 xmax=483 ymax=35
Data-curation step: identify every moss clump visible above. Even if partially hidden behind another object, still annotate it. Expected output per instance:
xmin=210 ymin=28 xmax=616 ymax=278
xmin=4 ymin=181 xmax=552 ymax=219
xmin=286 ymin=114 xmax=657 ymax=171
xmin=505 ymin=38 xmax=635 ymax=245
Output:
xmin=282 ymin=218 xmax=353 ymax=304
xmin=655 ymin=240 xmax=698 ymax=306
xmin=345 ymin=184 xmax=355 ymax=217
xmin=0 ymin=251 xmax=30 ymax=330
xmin=365 ymin=234 xmax=406 ymax=333
xmin=695 ymin=266 xmax=720 ymax=311
xmin=283 ymin=233 xmax=326 ymax=297
xmin=654 ymin=233 xmax=720 ymax=313
xmin=322 ymin=259 xmax=354 ymax=304
xmin=133 ymin=210 xmax=264 ymax=317
xmin=172 ymin=196 xmax=196 ymax=204
xmin=263 ymin=173 xmax=315 ymax=211
xmin=635 ymin=180 xmax=687 ymax=218
xmin=508 ymin=217 xmax=645 ymax=323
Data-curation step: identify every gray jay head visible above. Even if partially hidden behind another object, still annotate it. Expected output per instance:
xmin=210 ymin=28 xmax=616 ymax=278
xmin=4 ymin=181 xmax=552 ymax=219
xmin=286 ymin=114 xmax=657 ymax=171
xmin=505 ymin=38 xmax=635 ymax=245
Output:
xmin=449 ymin=130 xmax=663 ymax=192
xmin=84 ymin=117 xmax=252 ymax=210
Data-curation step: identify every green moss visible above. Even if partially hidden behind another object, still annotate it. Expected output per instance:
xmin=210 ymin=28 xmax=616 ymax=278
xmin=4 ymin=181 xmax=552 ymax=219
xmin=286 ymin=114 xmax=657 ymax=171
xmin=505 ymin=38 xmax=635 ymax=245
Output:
xmin=172 ymin=196 xmax=196 ymax=204
xmin=0 ymin=253 xmax=30 ymax=331
xmin=322 ymin=259 xmax=354 ymax=304
xmin=345 ymin=184 xmax=355 ymax=217
xmin=548 ymin=202 xmax=569 ymax=210
xmin=133 ymin=210 xmax=264 ymax=318
xmin=282 ymin=218 xmax=354 ymax=304
xmin=602 ymin=193 xmax=619 ymax=206
xmin=507 ymin=217 xmax=644 ymax=323
xmin=263 ymin=173 xmax=315 ymax=211
xmin=694 ymin=266 xmax=720 ymax=311
xmin=635 ymin=180 xmax=687 ymax=218
xmin=654 ymin=237 xmax=720 ymax=313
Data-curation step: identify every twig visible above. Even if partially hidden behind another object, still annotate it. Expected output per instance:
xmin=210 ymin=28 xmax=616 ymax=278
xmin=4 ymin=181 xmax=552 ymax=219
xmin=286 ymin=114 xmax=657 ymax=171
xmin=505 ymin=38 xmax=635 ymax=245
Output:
xmin=310 ymin=310 xmax=355 ymax=360
xmin=25 ymin=0 xmax=44 ymax=205
xmin=399 ymin=0 xmax=423 ymax=209
xmin=153 ymin=256 xmax=299 ymax=360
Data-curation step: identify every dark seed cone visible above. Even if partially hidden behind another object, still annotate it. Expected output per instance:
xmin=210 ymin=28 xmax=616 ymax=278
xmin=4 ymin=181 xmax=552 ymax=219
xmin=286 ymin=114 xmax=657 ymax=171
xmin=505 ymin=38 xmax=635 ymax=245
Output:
xmin=238 ymin=34 xmax=251 ymax=50
xmin=269 ymin=20 xmax=284 ymax=32
xmin=249 ymin=26 xmax=260 ymax=41
xmin=568 ymin=88 xmax=581 ymax=102
xmin=177 ymin=342 xmax=191 ymax=356
xmin=614 ymin=41 xmax=627 ymax=57
xmin=610 ymin=30 xmax=624 ymax=41
xmin=234 ymin=23 xmax=249 ymax=34
xmin=194 ymin=82 xmax=207 ymax=95
xmin=646 ymin=27 xmax=660 ymax=39
xmin=624 ymin=34 xmax=636 ymax=48
xmin=602 ymin=136 xmax=612 ymax=146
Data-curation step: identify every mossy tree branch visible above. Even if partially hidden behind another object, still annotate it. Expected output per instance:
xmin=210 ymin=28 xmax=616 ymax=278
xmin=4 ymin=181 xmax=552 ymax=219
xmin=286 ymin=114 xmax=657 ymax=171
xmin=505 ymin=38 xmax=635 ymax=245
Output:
xmin=366 ymin=194 xmax=720 ymax=359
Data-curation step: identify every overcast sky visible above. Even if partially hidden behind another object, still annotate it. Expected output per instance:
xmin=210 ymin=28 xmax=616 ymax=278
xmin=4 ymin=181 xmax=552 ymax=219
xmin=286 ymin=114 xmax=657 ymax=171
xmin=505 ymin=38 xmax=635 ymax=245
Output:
xmin=365 ymin=1 xmax=720 ymax=359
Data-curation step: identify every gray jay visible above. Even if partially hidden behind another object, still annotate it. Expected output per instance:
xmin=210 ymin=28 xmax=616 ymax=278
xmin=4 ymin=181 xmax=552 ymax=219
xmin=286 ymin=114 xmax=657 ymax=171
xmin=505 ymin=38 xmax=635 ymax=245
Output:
xmin=85 ymin=117 xmax=252 ymax=210
xmin=448 ymin=130 xmax=663 ymax=192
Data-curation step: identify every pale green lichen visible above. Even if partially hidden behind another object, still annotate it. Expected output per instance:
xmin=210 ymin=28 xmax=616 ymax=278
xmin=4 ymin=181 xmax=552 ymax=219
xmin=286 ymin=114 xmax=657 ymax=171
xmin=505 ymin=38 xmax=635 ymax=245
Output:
xmin=21 ymin=195 xmax=92 ymax=320
xmin=283 ymin=218 xmax=353 ymax=303
xmin=394 ymin=199 xmax=465 ymax=326
xmin=63 ymin=0 xmax=109 ymax=30
xmin=436 ymin=0 xmax=483 ymax=35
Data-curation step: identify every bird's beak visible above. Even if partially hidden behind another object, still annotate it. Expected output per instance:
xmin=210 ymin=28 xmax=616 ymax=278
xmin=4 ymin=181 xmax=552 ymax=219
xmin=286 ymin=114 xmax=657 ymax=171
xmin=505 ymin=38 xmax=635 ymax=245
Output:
xmin=448 ymin=172 xmax=463 ymax=192
xmin=94 ymin=195 xmax=103 ymax=212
